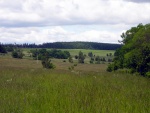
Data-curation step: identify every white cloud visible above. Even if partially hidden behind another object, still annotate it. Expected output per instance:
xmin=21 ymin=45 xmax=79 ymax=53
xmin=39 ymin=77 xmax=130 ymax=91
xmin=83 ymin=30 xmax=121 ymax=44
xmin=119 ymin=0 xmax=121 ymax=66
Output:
xmin=0 ymin=26 xmax=122 ymax=44
xmin=0 ymin=0 xmax=150 ymax=27
xmin=0 ymin=0 xmax=150 ymax=44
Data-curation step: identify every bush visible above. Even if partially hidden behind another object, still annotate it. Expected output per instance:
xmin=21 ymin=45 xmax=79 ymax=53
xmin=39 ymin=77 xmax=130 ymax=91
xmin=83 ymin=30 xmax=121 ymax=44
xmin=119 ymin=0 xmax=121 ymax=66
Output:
xmin=95 ymin=60 xmax=100 ymax=64
xmin=108 ymin=58 xmax=112 ymax=62
xmin=5 ymin=46 xmax=14 ymax=52
xmin=31 ymin=49 xmax=71 ymax=60
xmin=12 ymin=49 xmax=24 ymax=59
xmin=42 ymin=58 xmax=55 ymax=69
xmin=74 ymin=64 xmax=77 ymax=66
xmin=90 ymin=60 xmax=93 ymax=64
xmin=12 ymin=51 xmax=18 ymax=58
xmin=107 ymin=64 xmax=113 ymax=72
xmin=68 ymin=66 xmax=74 ymax=71
xmin=78 ymin=51 xmax=85 ymax=63
xmin=89 ymin=57 xmax=94 ymax=64
xmin=95 ymin=56 xmax=100 ymax=61
xmin=68 ymin=56 xmax=73 ymax=63
xmin=75 ymin=55 xmax=78 ymax=59
xmin=146 ymin=72 xmax=150 ymax=78
xmin=88 ymin=52 xmax=93 ymax=57
xmin=0 ymin=45 xmax=7 ymax=53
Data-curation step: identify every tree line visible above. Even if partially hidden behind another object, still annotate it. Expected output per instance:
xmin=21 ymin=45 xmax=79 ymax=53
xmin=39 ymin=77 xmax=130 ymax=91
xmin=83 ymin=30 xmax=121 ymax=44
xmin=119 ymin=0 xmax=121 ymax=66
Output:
xmin=1 ymin=42 xmax=122 ymax=50
xmin=30 ymin=49 xmax=70 ymax=60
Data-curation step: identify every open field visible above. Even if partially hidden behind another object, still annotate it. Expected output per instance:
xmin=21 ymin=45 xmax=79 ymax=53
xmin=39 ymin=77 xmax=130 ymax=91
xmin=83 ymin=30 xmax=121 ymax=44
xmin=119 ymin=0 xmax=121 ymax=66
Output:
xmin=22 ymin=48 xmax=114 ymax=64
xmin=22 ymin=48 xmax=115 ymax=57
xmin=0 ymin=53 xmax=150 ymax=113
xmin=58 ymin=49 xmax=115 ymax=57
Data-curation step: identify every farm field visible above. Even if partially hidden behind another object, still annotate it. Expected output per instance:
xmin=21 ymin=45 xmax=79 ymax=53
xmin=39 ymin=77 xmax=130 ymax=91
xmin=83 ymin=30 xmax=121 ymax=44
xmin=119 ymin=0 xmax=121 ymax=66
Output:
xmin=0 ymin=50 xmax=150 ymax=113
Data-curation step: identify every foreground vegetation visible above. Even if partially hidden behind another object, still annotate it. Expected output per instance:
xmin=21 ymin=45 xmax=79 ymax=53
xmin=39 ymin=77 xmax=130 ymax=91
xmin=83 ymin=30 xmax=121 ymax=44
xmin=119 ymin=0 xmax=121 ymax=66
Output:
xmin=0 ymin=56 xmax=149 ymax=113
xmin=0 ymin=23 xmax=149 ymax=112
xmin=108 ymin=23 xmax=150 ymax=76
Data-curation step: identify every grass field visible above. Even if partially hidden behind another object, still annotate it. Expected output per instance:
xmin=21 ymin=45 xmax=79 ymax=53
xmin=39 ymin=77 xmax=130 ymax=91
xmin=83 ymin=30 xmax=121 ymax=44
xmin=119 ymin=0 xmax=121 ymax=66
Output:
xmin=22 ymin=48 xmax=115 ymax=57
xmin=0 ymin=52 xmax=150 ymax=113
xmin=22 ymin=48 xmax=114 ymax=64
xmin=59 ymin=49 xmax=115 ymax=57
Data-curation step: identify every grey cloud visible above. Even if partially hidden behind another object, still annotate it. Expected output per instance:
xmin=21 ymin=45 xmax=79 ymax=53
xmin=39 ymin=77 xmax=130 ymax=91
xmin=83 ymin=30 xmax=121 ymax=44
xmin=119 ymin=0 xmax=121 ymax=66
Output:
xmin=0 ymin=25 xmax=123 ymax=44
xmin=0 ymin=0 xmax=150 ymax=28
xmin=125 ymin=0 xmax=150 ymax=3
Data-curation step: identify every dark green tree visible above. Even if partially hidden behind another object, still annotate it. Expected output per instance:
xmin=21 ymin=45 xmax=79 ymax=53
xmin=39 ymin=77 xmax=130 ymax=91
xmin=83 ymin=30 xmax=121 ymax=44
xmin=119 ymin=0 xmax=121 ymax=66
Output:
xmin=12 ymin=49 xmax=24 ymax=59
xmin=68 ymin=56 xmax=73 ymax=63
xmin=75 ymin=55 xmax=78 ymax=59
xmin=0 ymin=45 xmax=7 ymax=53
xmin=88 ymin=52 xmax=93 ymax=57
xmin=78 ymin=51 xmax=85 ymax=63
xmin=90 ymin=57 xmax=94 ymax=64
xmin=41 ymin=52 xmax=55 ymax=69
xmin=107 ymin=23 xmax=150 ymax=76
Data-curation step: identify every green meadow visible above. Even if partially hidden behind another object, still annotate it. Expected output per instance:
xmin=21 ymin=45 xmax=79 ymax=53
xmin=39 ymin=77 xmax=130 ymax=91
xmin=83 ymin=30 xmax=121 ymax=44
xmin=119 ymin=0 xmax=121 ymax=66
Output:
xmin=0 ymin=49 xmax=150 ymax=113
xmin=59 ymin=49 xmax=115 ymax=57
xmin=22 ymin=48 xmax=115 ymax=56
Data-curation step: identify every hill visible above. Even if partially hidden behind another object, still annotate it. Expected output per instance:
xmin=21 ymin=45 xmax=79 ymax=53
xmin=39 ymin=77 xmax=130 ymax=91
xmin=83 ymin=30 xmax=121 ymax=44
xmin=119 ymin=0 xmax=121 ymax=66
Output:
xmin=3 ymin=42 xmax=122 ymax=50
xmin=40 ymin=42 xmax=122 ymax=50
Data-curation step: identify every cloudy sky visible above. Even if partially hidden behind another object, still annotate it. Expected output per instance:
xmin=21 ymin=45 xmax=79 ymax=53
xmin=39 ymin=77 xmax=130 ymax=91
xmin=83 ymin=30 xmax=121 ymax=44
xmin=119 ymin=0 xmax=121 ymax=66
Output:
xmin=0 ymin=0 xmax=150 ymax=44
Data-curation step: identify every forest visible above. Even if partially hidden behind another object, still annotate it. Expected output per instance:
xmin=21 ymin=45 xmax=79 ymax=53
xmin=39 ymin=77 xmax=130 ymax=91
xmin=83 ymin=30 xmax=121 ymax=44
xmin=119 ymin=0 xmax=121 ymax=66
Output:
xmin=0 ymin=41 xmax=122 ymax=50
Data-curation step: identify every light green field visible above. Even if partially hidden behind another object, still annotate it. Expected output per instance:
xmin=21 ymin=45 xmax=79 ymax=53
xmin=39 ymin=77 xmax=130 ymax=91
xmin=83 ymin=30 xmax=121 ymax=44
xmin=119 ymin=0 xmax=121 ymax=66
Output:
xmin=0 ymin=54 xmax=150 ymax=113
xmin=22 ymin=48 xmax=114 ymax=64
xmin=59 ymin=49 xmax=115 ymax=57
xmin=22 ymin=48 xmax=115 ymax=57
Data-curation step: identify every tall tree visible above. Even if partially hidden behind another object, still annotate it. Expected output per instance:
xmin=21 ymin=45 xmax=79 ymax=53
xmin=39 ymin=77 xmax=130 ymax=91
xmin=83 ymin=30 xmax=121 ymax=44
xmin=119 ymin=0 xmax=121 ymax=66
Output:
xmin=78 ymin=51 xmax=85 ymax=63
xmin=0 ymin=45 xmax=7 ymax=53
xmin=108 ymin=23 xmax=150 ymax=76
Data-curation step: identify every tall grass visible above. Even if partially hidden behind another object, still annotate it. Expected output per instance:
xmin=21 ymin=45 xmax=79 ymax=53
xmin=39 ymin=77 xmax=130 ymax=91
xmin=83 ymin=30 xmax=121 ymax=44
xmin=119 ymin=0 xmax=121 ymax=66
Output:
xmin=0 ymin=57 xmax=150 ymax=113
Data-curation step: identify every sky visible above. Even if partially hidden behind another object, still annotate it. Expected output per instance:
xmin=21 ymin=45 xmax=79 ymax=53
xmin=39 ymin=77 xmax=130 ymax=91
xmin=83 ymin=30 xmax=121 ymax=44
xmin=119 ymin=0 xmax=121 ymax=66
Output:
xmin=0 ymin=0 xmax=150 ymax=44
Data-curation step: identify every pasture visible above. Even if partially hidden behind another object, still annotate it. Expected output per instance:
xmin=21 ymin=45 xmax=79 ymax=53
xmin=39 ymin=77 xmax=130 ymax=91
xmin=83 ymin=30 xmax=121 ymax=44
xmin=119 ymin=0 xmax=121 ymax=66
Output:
xmin=0 ymin=49 xmax=150 ymax=113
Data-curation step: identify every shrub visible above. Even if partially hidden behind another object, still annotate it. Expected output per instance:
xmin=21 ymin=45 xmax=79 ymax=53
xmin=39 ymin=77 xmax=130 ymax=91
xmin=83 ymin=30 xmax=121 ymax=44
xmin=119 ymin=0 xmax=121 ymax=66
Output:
xmin=89 ymin=57 xmax=94 ymax=64
xmin=108 ymin=58 xmax=112 ymax=62
xmin=0 ymin=45 xmax=7 ymax=53
xmin=75 ymin=55 xmax=78 ymax=59
xmin=88 ymin=52 xmax=93 ymax=57
xmin=90 ymin=60 xmax=94 ymax=64
xmin=12 ymin=49 xmax=24 ymax=59
xmin=68 ymin=56 xmax=73 ymax=63
xmin=74 ymin=64 xmax=77 ymax=66
xmin=78 ymin=51 xmax=85 ymax=63
xmin=146 ymin=72 xmax=150 ymax=78
xmin=68 ymin=66 xmax=74 ymax=71
xmin=42 ymin=58 xmax=55 ymax=69
xmin=95 ymin=56 xmax=100 ymax=61
xmin=95 ymin=60 xmax=100 ymax=64
xmin=5 ymin=46 xmax=14 ymax=52
xmin=107 ymin=64 xmax=113 ymax=72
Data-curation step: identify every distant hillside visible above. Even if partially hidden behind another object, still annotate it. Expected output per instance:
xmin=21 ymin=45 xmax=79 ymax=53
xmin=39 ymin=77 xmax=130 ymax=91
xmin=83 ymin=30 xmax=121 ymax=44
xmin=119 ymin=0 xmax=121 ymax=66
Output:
xmin=39 ymin=42 xmax=122 ymax=50
xmin=3 ymin=42 xmax=122 ymax=50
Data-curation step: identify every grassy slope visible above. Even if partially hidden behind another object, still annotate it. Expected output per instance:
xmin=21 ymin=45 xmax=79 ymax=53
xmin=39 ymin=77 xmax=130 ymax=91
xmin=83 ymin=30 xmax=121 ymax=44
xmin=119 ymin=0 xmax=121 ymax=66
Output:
xmin=59 ymin=49 xmax=115 ymax=57
xmin=0 ymin=54 xmax=150 ymax=113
